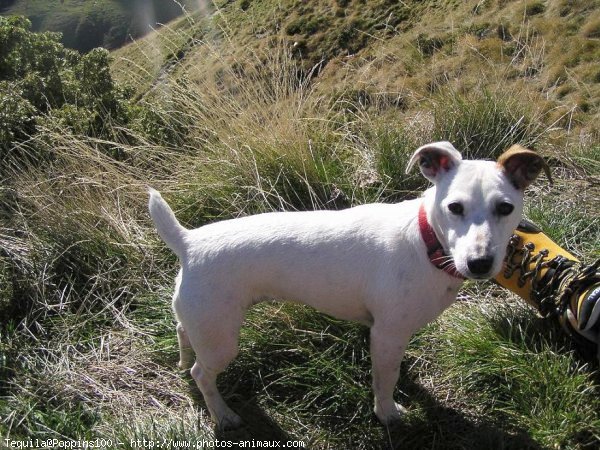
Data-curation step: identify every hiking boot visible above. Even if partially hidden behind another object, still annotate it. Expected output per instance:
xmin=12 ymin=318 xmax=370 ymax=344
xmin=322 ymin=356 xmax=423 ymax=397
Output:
xmin=495 ymin=219 xmax=600 ymax=359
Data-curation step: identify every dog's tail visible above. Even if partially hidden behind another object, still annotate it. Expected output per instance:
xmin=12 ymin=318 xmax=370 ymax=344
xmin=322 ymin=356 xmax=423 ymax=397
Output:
xmin=148 ymin=187 xmax=187 ymax=259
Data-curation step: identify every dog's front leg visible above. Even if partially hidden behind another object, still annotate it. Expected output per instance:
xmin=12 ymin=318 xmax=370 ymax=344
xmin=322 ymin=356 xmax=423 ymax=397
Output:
xmin=370 ymin=324 xmax=409 ymax=425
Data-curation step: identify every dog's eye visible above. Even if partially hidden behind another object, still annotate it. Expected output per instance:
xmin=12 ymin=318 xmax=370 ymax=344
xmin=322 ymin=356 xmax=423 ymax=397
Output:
xmin=496 ymin=202 xmax=514 ymax=216
xmin=448 ymin=202 xmax=464 ymax=216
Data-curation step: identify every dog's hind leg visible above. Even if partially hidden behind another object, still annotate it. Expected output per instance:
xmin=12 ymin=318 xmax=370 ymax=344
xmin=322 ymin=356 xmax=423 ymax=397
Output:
xmin=186 ymin=310 xmax=243 ymax=429
xmin=173 ymin=273 xmax=194 ymax=370
xmin=191 ymin=361 xmax=242 ymax=429
xmin=176 ymin=323 xmax=195 ymax=370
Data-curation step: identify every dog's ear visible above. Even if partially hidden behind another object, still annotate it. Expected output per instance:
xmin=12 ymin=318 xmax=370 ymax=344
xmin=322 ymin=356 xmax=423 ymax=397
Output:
xmin=406 ymin=141 xmax=462 ymax=182
xmin=497 ymin=145 xmax=551 ymax=190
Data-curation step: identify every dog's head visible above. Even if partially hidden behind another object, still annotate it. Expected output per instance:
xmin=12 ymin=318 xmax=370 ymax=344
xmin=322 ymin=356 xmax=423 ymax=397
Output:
xmin=407 ymin=141 xmax=550 ymax=280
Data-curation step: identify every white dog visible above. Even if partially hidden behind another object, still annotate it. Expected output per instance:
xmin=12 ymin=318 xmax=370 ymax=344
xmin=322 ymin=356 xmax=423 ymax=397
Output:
xmin=148 ymin=141 xmax=548 ymax=428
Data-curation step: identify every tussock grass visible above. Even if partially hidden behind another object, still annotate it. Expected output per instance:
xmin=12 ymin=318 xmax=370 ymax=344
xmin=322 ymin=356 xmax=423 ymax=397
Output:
xmin=431 ymin=87 xmax=545 ymax=160
xmin=1 ymin=13 xmax=599 ymax=450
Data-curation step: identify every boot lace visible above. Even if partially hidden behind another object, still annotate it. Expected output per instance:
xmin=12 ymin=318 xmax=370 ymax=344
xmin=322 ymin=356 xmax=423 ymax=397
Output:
xmin=503 ymin=233 xmax=600 ymax=318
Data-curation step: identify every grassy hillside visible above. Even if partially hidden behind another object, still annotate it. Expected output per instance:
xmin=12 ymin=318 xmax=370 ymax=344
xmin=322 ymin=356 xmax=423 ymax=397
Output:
xmin=0 ymin=0 xmax=202 ymax=51
xmin=113 ymin=0 xmax=600 ymax=137
xmin=1 ymin=0 xmax=599 ymax=448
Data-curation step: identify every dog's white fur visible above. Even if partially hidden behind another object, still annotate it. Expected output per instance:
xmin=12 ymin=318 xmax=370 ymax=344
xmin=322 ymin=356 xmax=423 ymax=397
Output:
xmin=148 ymin=141 xmax=547 ymax=428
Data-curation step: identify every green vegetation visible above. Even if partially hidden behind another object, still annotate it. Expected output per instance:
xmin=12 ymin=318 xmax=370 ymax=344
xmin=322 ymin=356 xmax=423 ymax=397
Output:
xmin=0 ymin=15 xmax=138 ymax=179
xmin=0 ymin=0 xmax=202 ymax=52
xmin=1 ymin=1 xmax=599 ymax=448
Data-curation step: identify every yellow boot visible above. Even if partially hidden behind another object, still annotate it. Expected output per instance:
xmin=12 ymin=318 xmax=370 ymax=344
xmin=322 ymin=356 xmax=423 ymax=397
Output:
xmin=494 ymin=219 xmax=600 ymax=358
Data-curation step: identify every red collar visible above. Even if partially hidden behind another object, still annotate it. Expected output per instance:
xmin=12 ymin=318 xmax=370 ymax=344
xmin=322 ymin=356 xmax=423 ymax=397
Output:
xmin=418 ymin=203 xmax=465 ymax=280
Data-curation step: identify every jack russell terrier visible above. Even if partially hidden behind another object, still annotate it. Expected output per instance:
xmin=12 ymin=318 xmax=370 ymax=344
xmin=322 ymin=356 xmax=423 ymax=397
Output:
xmin=148 ymin=141 xmax=549 ymax=428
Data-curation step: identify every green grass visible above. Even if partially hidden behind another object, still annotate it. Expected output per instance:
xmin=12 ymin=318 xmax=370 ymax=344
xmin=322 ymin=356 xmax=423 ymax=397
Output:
xmin=430 ymin=299 xmax=599 ymax=449
xmin=1 ymin=3 xmax=599 ymax=449
xmin=525 ymin=175 xmax=600 ymax=258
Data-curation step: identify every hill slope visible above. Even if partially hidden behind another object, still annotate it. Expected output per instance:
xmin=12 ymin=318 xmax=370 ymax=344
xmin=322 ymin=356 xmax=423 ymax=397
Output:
xmin=0 ymin=0 xmax=202 ymax=52
xmin=1 ymin=1 xmax=598 ymax=448
xmin=112 ymin=0 xmax=600 ymax=137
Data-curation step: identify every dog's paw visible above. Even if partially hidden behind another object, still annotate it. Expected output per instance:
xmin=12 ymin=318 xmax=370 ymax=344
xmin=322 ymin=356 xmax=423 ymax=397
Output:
xmin=177 ymin=359 xmax=194 ymax=370
xmin=374 ymin=400 xmax=407 ymax=425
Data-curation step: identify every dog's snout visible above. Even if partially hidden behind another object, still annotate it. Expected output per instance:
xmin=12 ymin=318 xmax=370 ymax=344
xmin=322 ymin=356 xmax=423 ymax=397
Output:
xmin=467 ymin=256 xmax=494 ymax=276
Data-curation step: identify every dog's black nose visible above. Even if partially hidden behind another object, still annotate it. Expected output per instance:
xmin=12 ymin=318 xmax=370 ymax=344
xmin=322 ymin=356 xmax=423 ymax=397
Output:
xmin=467 ymin=256 xmax=494 ymax=276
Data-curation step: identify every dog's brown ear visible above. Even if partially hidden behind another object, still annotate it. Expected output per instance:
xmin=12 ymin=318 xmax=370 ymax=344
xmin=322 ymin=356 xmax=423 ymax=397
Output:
xmin=406 ymin=141 xmax=462 ymax=183
xmin=497 ymin=145 xmax=551 ymax=190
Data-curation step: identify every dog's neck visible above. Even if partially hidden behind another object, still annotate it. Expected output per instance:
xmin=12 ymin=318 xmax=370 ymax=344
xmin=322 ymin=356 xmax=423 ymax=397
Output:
xmin=418 ymin=203 xmax=465 ymax=280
